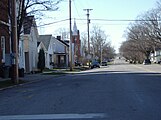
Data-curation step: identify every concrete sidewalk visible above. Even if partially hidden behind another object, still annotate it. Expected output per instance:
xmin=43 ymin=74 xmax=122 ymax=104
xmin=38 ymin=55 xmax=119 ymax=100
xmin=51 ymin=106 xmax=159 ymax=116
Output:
xmin=0 ymin=73 xmax=61 ymax=91
xmin=0 ymin=66 xmax=90 ymax=83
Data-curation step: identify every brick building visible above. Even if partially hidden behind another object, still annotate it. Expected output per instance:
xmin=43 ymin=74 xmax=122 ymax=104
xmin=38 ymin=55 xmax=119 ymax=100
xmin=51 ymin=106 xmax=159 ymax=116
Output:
xmin=0 ymin=0 xmax=11 ymax=66
xmin=72 ymin=20 xmax=81 ymax=62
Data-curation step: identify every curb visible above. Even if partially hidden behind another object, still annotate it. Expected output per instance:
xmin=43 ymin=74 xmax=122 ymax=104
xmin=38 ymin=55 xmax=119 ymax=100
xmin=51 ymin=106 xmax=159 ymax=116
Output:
xmin=0 ymin=69 xmax=88 ymax=91
xmin=133 ymin=64 xmax=161 ymax=73
xmin=0 ymin=74 xmax=66 ymax=91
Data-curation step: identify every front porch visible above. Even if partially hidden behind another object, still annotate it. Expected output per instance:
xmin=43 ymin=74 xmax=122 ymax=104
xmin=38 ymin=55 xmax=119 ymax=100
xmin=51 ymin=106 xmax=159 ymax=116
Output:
xmin=53 ymin=53 xmax=69 ymax=68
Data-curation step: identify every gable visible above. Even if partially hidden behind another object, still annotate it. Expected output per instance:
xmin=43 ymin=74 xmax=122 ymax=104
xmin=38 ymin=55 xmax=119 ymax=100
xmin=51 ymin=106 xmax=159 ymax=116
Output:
xmin=38 ymin=35 xmax=52 ymax=50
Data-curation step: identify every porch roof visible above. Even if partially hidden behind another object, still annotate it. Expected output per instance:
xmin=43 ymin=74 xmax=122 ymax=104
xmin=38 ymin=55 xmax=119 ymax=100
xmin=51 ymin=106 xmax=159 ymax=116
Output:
xmin=54 ymin=52 xmax=68 ymax=55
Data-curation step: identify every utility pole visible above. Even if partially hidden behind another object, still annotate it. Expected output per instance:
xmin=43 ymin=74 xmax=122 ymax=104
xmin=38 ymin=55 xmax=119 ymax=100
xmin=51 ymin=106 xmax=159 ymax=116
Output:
xmin=69 ymin=0 xmax=73 ymax=71
xmin=83 ymin=9 xmax=93 ymax=67
xmin=100 ymin=44 xmax=102 ymax=65
xmin=11 ymin=0 xmax=19 ymax=84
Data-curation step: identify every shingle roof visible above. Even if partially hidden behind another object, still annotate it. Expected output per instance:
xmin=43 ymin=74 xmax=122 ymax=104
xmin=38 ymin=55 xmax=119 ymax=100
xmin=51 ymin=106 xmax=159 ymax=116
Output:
xmin=53 ymin=37 xmax=69 ymax=47
xmin=38 ymin=35 xmax=52 ymax=49
xmin=37 ymin=42 xmax=41 ymax=47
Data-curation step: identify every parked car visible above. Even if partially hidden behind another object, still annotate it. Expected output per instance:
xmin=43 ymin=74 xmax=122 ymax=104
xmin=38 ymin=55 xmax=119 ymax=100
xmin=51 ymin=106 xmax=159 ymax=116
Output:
xmin=90 ymin=61 xmax=100 ymax=69
xmin=101 ymin=61 xmax=108 ymax=66
xmin=75 ymin=61 xmax=82 ymax=66
xmin=143 ymin=59 xmax=151 ymax=65
xmin=157 ymin=60 xmax=161 ymax=64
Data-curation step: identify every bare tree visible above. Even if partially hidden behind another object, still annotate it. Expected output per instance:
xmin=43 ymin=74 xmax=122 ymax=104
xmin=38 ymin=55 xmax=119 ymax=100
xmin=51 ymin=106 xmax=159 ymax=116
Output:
xmin=90 ymin=25 xmax=115 ymax=61
xmin=54 ymin=28 xmax=69 ymax=40
xmin=81 ymin=32 xmax=88 ymax=57
xmin=16 ymin=0 xmax=63 ymax=42
xmin=0 ymin=0 xmax=63 ymax=45
xmin=102 ymin=42 xmax=116 ymax=60
xmin=121 ymin=7 xmax=161 ymax=62
xmin=80 ymin=32 xmax=88 ymax=64
xmin=119 ymin=40 xmax=145 ymax=63
xmin=90 ymin=25 xmax=107 ymax=60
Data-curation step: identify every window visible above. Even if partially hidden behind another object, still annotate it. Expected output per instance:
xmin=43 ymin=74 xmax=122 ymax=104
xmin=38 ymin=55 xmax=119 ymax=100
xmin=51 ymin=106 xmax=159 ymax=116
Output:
xmin=60 ymin=56 xmax=64 ymax=64
xmin=1 ymin=36 xmax=5 ymax=62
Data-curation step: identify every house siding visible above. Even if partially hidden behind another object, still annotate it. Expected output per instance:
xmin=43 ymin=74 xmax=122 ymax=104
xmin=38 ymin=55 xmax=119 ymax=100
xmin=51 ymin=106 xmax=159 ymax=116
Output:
xmin=150 ymin=49 xmax=161 ymax=63
xmin=38 ymin=35 xmax=55 ymax=69
xmin=22 ymin=16 xmax=38 ymax=73
xmin=46 ymin=43 xmax=53 ymax=69
xmin=53 ymin=37 xmax=69 ymax=68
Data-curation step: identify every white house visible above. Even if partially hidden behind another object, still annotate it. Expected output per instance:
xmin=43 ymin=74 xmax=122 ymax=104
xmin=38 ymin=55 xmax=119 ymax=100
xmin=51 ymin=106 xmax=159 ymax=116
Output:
xmin=38 ymin=35 xmax=54 ymax=69
xmin=53 ymin=36 xmax=69 ymax=68
xmin=150 ymin=48 xmax=161 ymax=63
xmin=22 ymin=16 xmax=38 ymax=73
xmin=37 ymin=41 xmax=47 ymax=54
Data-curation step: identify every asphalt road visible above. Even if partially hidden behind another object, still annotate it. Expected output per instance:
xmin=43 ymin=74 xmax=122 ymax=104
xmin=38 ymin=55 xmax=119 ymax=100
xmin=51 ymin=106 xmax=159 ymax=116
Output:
xmin=0 ymin=59 xmax=161 ymax=120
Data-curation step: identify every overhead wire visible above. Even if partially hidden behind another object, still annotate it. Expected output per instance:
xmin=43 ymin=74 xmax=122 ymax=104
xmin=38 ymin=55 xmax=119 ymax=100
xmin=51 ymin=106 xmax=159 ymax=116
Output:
xmin=36 ymin=18 xmax=159 ymax=27
xmin=75 ymin=18 xmax=161 ymax=22
xmin=36 ymin=19 xmax=69 ymax=27
xmin=72 ymin=0 xmax=86 ymax=24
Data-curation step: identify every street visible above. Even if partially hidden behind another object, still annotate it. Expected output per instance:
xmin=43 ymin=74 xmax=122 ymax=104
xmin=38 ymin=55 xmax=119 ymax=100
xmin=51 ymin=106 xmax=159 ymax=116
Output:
xmin=0 ymin=59 xmax=161 ymax=120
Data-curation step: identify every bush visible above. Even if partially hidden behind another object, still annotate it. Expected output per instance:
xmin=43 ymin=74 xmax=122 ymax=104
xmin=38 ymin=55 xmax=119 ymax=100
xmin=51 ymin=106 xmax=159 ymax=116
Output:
xmin=38 ymin=49 xmax=45 ymax=72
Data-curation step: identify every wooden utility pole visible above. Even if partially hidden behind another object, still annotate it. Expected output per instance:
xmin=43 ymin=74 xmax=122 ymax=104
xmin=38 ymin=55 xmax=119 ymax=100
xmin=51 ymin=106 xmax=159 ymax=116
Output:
xmin=69 ymin=0 xmax=73 ymax=71
xmin=83 ymin=9 xmax=93 ymax=67
xmin=11 ymin=0 xmax=19 ymax=84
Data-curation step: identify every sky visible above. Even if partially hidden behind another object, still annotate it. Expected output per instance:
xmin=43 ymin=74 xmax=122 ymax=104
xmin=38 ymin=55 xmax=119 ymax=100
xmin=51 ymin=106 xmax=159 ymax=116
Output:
xmin=38 ymin=0 xmax=157 ymax=53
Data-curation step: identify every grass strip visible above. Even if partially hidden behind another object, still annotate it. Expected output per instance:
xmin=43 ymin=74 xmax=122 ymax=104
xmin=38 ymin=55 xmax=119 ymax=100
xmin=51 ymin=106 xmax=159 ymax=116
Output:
xmin=43 ymin=72 xmax=67 ymax=75
xmin=0 ymin=80 xmax=26 ymax=89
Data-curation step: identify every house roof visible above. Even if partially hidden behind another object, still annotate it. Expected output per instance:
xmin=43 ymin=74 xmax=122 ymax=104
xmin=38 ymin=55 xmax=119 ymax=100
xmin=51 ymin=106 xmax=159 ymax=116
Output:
xmin=37 ymin=42 xmax=41 ymax=47
xmin=38 ymin=35 xmax=52 ymax=49
xmin=72 ymin=20 xmax=78 ymax=36
xmin=53 ymin=37 xmax=69 ymax=47
xmin=37 ymin=41 xmax=47 ymax=52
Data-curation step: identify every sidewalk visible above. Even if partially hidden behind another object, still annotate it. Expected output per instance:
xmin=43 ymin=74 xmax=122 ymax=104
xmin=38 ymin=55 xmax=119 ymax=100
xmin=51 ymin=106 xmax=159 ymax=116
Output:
xmin=0 ymin=68 xmax=81 ymax=82
xmin=0 ymin=72 xmax=64 ymax=91
xmin=21 ymin=73 xmax=55 ymax=82
xmin=0 ymin=72 xmax=62 ymax=82
xmin=0 ymin=66 xmax=90 ymax=86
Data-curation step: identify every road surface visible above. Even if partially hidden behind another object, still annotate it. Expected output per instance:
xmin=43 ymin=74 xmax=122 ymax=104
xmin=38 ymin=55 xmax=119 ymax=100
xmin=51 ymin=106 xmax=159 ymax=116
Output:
xmin=0 ymin=59 xmax=161 ymax=120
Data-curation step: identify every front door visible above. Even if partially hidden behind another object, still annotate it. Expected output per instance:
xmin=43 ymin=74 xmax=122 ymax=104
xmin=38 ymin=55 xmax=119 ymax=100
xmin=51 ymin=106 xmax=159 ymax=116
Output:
xmin=25 ymin=52 xmax=30 ymax=73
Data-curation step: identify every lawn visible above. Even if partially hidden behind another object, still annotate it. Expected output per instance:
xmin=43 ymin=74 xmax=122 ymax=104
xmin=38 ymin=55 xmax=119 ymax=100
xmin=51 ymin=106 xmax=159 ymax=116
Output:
xmin=43 ymin=66 xmax=90 ymax=75
xmin=0 ymin=80 xmax=26 ymax=89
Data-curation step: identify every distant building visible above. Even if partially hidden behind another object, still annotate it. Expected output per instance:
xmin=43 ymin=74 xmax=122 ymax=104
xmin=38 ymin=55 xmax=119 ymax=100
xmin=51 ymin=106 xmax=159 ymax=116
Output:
xmin=150 ymin=48 xmax=161 ymax=63
xmin=53 ymin=36 xmax=69 ymax=68
xmin=72 ymin=20 xmax=81 ymax=63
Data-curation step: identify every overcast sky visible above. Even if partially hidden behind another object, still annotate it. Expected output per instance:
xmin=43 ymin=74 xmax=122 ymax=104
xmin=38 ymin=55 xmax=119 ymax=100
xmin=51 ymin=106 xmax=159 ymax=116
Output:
xmin=38 ymin=0 xmax=157 ymax=53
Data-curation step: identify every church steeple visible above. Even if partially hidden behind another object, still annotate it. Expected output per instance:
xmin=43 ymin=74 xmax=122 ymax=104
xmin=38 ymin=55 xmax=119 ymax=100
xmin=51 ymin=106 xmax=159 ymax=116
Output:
xmin=73 ymin=19 xmax=78 ymax=36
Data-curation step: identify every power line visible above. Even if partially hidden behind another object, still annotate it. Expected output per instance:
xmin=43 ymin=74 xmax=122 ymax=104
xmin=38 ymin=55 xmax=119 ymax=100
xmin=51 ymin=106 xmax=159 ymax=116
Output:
xmin=37 ymin=19 xmax=69 ymax=27
xmin=75 ymin=18 xmax=161 ymax=22
xmin=36 ymin=18 xmax=160 ymax=27
xmin=72 ymin=0 xmax=81 ymax=19
xmin=72 ymin=0 xmax=86 ymax=24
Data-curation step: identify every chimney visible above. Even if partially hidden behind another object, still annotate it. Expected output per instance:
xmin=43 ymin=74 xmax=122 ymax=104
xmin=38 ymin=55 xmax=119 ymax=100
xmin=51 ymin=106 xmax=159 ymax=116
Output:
xmin=57 ymin=36 xmax=61 ymax=40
